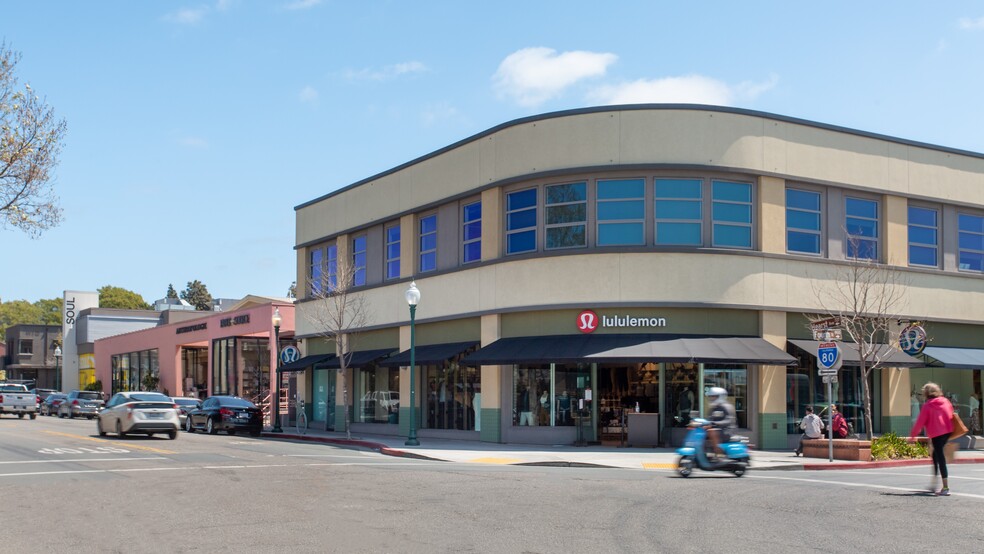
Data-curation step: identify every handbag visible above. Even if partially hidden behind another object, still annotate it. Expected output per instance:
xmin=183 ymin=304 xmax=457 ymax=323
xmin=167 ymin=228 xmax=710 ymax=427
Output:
xmin=950 ymin=412 xmax=969 ymax=441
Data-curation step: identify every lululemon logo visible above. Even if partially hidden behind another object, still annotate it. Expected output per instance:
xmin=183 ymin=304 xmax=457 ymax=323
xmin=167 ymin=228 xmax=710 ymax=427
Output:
xmin=577 ymin=310 xmax=599 ymax=333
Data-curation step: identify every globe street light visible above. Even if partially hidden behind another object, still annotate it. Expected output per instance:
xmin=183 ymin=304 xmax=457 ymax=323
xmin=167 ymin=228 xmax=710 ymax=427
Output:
xmin=271 ymin=308 xmax=283 ymax=433
xmin=405 ymin=281 xmax=420 ymax=446
xmin=54 ymin=346 xmax=62 ymax=392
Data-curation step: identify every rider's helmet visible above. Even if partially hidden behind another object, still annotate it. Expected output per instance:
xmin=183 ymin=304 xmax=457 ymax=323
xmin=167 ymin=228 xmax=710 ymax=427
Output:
xmin=705 ymin=386 xmax=728 ymax=402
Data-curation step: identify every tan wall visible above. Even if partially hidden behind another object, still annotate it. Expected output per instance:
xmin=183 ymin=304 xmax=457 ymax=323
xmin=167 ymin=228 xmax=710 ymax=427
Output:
xmin=882 ymin=366 xmax=912 ymax=417
xmin=883 ymin=194 xmax=907 ymax=266
xmin=480 ymin=188 xmax=502 ymax=260
xmin=400 ymin=214 xmax=414 ymax=278
xmin=759 ymin=176 xmax=785 ymax=255
xmin=297 ymin=107 xmax=984 ymax=245
xmin=758 ymin=311 xmax=787 ymax=414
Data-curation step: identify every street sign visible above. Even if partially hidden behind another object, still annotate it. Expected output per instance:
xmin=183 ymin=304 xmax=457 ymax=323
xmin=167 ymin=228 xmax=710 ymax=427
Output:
xmin=810 ymin=317 xmax=841 ymax=330
xmin=822 ymin=375 xmax=838 ymax=383
xmin=280 ymin=345 xmax=300 ymax=365
xmin=817 ymin=341 xmax=839 ymax=369
xmin=813 ymin=328 xmax=842 ymax=341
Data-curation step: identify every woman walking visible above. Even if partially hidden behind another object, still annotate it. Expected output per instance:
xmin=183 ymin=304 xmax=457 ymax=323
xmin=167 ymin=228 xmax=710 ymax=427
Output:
xmin=910 ymin=382 xmax=954 ymax=496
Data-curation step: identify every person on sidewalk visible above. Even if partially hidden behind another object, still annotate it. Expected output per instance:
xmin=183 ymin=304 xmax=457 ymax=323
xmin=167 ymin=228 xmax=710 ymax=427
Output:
xmin=795 ymin=406 xmax=824 ymax=457
xmin=910 ymin=382 xmax=955 ymax=496
xmin=827 ymin=404 xmax=849 ymax=439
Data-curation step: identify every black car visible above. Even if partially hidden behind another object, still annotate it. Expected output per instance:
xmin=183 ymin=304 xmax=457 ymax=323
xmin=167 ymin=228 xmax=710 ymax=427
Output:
xmin=185 ymin=395 xmax=262 ymax=436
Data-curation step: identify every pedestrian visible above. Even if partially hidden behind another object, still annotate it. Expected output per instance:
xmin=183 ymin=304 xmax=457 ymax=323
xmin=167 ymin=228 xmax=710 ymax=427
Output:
xmin=910 ymin=382 xmax=955 ymax=496
xmin=795 ymin=406 xmax=824 ymax=457
xmin=828 ymin=404 xmax=849 ymax=439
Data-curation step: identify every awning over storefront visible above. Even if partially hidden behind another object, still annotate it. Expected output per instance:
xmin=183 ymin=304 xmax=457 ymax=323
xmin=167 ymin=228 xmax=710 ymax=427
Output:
xmin=279 ymin=353 xmax=336 ymax=372
xmin=377 ymin=341 xmax=479 ymax=367
xmin=787 ymin=339 xmax=923 ymax=368
xmin=319 ymin=348 xmax=397 ymax=369
xmin=920 ymin=346 xmax=984 ymax=370
xmin=461 ymin=334 xmax=796 ymax=366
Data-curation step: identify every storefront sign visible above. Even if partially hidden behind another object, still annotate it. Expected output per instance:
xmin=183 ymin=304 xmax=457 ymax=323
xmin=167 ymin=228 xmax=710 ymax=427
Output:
xmin=176 ymin=323 xmax=207 ymax=334
xmin=220 ymin=314 xmax=250 ymax=328
xmin=899 ymin=323 xmax=927 ymax=356
xmin=576 ymin=310 xmax=668 ymax=333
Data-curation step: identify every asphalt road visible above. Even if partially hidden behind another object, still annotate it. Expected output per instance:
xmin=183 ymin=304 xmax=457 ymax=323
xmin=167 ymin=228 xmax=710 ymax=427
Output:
xmin=2 ymin=415 xmax=982 ymax=553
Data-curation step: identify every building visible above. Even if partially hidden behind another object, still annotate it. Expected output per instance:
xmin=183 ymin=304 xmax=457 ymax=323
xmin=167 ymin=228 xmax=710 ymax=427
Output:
xmin=292 ymin=104 xmax=984 ymax=448
xmin=2 ymin=324 xmax=62 ymax=388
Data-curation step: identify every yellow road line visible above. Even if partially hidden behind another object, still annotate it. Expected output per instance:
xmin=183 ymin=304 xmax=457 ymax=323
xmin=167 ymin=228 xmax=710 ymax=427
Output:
xmin=41 ymin=430 xmax=176 ymax=455
xmin=468 ymin=457 xmax=522 ymax=465
xmin=642 ymin=462 xmax=677 ymax=469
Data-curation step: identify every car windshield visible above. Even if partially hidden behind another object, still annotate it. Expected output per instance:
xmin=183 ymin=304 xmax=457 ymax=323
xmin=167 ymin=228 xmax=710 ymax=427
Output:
xmin=77 ymin=392 xmax=102 ymax=400
xmin=217 ymin=397 xmax=255 ymax=408
xmin=128 ymin=393 xmax=170 ymax=402
xmin=173 ymin=398 xmax=199 ymax=406
xmin=0 ymin=385 xmax=28 ymax=392
xmin=48 ymin=395 xmax=66 ymax=401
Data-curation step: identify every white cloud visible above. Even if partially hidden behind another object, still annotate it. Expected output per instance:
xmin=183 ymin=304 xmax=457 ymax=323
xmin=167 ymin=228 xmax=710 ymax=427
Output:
xmin=299 ymin=85 xmax=319 ymax=104
xmin=284 ymin=0 xmax=323 ymax=9
xmin=179 ymin=136 xmax=209 ymax=149
xmin=343 ymin=61 xmax=428 ymax=82
xmin=958 ymin=16 xmax=984 ymax=29
xmin=421 ymin=102 xmax=459 ymax=126
xmin=588 ymin=74 xmax=777 ymax=107
xmin=493 ymin=47 xmax=617 ymax=107
xmin=165 ymin=6 xmax=209 ymax=24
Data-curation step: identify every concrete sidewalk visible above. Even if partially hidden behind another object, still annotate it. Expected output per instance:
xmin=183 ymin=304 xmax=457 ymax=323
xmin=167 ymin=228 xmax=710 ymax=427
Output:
xmin=261 ymin=427 xmax=984 ymax=471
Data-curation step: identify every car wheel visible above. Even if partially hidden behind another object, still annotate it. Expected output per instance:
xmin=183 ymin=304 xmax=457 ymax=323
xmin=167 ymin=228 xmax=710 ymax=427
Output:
xmin=58 ymin=409 xmax=65 ymax=418
xmin=186 ymin=417 xmax=195 ymax=433
xmin=227 ymin=429 xmax=236 ymax=436
xmin=67 ymin=411 xmax=74 ymax=419
xmin=115 ymin=420 xmax=127 ymax=438
xmin=30 ymin=413 xmax=36 ymax=420
xmin=207 ymin=417 xmax=217 ymax=435
xmin=249 ymin=429 xmax=261 ymax=437
xmin=167 ymin=430 xmax=178 ymax=440
xmin=86 ymin=415 xmax=94 ymax=420
xmin=18 ymin=414 xmax=24 ymax=419
xmin=97 ymin=418 xmax=106 ymax=437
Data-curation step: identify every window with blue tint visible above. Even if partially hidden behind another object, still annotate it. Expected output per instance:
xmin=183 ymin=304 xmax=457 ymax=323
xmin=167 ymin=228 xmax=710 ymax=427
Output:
xmin=845 ymin=197 xmax=879 ymax=260
xmin=712 ymin=181 xmax=752 ymax=249
xmin=545 ymin=182 xmax=586 ymax=249
xmin=958 ymin=213 xmax=984 ymax=272
xmin=326 ymin=245 xmax=338 ymax=291
xmin=309 ymin=247 xmax=323 ymax=295
xmin=385 ymin=225 xmax=401 ymax=279
xmin=506 ymin=188 xmax=537 ymax=254
xmin=655 ymin=178 xmax=702 ymax=245
xmin=352 ymin=235 xmax=367 ymax=286
xmin=462 ymin=201 xmax=482 ymax=263
xmin=597 ymin=178 xmax=645 ymax=245
xmin=908 ymin=206 xmax=938 ymax=268
xmin=786 ymin=188 xmax=821 ymax=255
xmin=419 ymin=214 xmax=437 ymax=272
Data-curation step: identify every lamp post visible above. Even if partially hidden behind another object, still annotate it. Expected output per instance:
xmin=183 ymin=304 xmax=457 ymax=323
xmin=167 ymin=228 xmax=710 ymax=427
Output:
xmin=271 ymin=308 xmax=283 ymax=433
xmin=405 ymin=281 xmax=420 ymax=446
xmin=54 ymin=346 xmax=62 ymax=392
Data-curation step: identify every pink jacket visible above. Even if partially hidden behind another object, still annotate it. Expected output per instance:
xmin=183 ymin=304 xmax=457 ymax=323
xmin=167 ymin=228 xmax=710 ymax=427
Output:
xmin=910 ymin=397 xmax=954 ymax=439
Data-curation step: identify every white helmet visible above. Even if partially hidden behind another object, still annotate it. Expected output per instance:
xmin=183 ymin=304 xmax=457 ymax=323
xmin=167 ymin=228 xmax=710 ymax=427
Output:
xmin=706 ymin=387 xmax=728 ymax=401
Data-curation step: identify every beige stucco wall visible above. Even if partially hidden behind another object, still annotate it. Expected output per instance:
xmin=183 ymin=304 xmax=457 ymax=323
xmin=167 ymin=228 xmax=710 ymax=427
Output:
xmin=296 ymin=106 xmax=984 ymax=246
xmin=759 ymin=176 xmax=785 ymax=255
xmin=758 ymin=311 xmax=788 ymax=414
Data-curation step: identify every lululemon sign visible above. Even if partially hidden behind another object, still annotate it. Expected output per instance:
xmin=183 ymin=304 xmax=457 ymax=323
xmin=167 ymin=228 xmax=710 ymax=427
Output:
xmin=577 ymin=310 xmax=599 ymax=333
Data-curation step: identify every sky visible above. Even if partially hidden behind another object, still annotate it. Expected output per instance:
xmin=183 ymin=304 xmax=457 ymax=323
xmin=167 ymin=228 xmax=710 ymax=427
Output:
xmin=3 ymin=1 xmax=984 ymax=305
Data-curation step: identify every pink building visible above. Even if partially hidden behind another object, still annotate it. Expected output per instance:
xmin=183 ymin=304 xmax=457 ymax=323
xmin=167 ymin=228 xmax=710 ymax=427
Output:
xmin=94 ymin=297 xmax=294 ymax=402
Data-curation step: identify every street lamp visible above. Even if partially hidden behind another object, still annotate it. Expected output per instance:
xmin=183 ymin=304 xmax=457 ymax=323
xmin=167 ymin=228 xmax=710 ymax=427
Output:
xmin=405 ymin=281 xmax=420 ymax=446
xmin=271 ymin=308 xmax=283 ymax=433
xmin=54 ymin=346 xmax=62 ymax=392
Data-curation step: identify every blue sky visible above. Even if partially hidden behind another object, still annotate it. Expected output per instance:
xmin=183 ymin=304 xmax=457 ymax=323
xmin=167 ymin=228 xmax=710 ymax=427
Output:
xmin=3 ymin=1 xmax=984 ymax=304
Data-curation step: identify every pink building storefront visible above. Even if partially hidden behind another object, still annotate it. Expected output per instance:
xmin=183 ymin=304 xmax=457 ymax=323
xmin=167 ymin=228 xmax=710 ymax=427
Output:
xmin=94 ymin=299 xmax=294 ymax=402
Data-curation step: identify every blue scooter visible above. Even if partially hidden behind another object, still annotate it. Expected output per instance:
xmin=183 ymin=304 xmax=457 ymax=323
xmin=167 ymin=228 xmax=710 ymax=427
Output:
xmin=676 ymin=417 xmax=750 ymax=477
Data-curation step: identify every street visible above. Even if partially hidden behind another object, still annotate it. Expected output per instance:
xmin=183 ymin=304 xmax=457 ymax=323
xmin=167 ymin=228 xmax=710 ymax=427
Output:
xmin=1 ymin=415 xmax=982 ymax=553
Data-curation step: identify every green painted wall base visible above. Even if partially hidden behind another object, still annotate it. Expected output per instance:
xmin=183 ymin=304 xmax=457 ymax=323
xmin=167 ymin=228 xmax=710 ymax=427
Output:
xmin=334 ymin=405 xmax=352 ymax=433
xmin=758 ymin=412 xmax=787 ymax=449
xmin=881 ymin=415 xmax=912 ymax=437
xmin=480 ymin=408 xmax=502 ymax=443
xmin=398 ymin=406 xmax=422 ymax=438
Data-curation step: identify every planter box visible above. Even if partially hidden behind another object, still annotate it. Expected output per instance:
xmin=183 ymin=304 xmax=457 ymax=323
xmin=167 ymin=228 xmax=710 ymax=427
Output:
xmin=801 ymin=439 xmax=872 ymax=461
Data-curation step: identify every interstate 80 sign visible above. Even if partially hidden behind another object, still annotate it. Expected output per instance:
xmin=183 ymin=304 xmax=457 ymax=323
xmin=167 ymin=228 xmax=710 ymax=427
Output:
xmin=817 ymin=341 xmax=841 ymax=375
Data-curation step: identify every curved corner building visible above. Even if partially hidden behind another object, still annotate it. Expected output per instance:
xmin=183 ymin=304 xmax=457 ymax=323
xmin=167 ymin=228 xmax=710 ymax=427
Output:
xmin=293 ymin=104 xmax=984 ymax=448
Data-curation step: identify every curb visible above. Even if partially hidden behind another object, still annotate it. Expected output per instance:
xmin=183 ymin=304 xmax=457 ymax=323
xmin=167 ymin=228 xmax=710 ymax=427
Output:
xmin=261 ymin=432 xmax=446 ymax=462
xmin=801 ymin=457 xmax=984 ymax=471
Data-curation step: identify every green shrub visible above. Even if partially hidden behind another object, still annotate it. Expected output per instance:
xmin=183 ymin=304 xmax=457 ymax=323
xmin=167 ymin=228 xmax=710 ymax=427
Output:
xmin=871 ymin=432 xmax=929 ymax=460
xmin=83 ymin=380 xmax=103 ymax=392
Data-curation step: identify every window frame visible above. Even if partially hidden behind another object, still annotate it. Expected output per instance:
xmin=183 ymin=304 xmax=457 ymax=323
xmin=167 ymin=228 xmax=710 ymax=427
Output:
xmin=785 ymin=187 xmax=823 ymax=256
xmin=907 ymin=204 xmax=939 ymax=268
xmin=957 ymin=211 xmax=984 ymax=273
xmin=462 ymin=200 xmax=482 ymax=264
xmin=309 ymin=246 xmax=324 ymax=295
xmin=18 ymin=339 xmax=33 ymax=355
xmin=845 ymin=196 xmax=880 ymax=261
xmin=505 ymin=187 xmax=538 ymax=255
xmin=655 ymin=177 xmax=704 ymax=246
xmin=326 ymin=244 xmax=338 ymax=291
xmin=385 ymin=224 xmax=401 ymax=280
xmin=596 ymin=178 xmax=645 ymax=246
xmin=545 ymin=181 xmax=587 ymax=250
xmin=711 ymin=180 xmax=754 ymax=249
xmin=419 ymin=213 xmax=438 ymax=273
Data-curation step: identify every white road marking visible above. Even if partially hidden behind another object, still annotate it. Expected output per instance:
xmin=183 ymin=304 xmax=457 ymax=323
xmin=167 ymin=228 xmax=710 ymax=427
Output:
xmin=0 ymin=457 xmax=162 ymax=465
xmin=749 ymin=474 xmax=984 ymax=499
xmin=0 ymin=461 xmax=428 ymax=478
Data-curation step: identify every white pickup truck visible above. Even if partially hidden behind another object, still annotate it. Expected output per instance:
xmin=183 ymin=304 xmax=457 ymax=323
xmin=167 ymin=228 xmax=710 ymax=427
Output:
xmin=0 ymin=383 xmax=38 ymax=419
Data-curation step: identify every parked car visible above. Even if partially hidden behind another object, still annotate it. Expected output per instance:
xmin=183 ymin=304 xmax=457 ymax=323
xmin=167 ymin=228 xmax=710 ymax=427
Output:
xmin=97 ymin=391 xmax=179 ymax=439
xmin=40 ymin=393 xmax=67 ymax=416
xmin=185 ymin=395 xmax=262 ymax=436
xmin=30 ymin=388 xmax=59 ymax=410
xmin=171 ymin=397 xmax=201 ymax=426
xmin=58 ymin=390 xmax=105 ymax=419
xmin=0 ymin=383 xmax=38 ymax=419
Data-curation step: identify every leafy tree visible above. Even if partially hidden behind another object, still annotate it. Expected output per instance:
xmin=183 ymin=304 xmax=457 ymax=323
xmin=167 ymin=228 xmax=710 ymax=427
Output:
xmin=0 ymin=297 xmax=61 ymax=341
xmin=166 ymin=284 xmax=178 ymax=299
xmin=1 ymin=42 xmax=67 ymax=237
xmin=287 ymin=281 xmax=296 ymax=299
xmin=181 ymin=280 xmax=212 ymax=311
xmin=34 ymin=297 xmax=62 ymax=325
xmin=98 ymin=285 xmax=151 ymax=310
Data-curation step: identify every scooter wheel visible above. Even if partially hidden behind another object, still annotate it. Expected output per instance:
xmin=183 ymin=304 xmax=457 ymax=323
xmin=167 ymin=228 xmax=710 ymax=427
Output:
xmin=732 ymin=462 xmax=748 ymax=477
xmin=677 ymin=456 xmax=694 ymax=477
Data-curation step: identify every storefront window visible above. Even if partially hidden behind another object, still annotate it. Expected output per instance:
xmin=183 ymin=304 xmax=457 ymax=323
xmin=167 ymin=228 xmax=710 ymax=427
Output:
xmin=665 ymin=363 xmax=698 ymax=427
xmin=356 ymin=365 xmax=400 ymax=424
xmin=110 ymin=349 xmax=160 ymax=394
xmin=785 ymin=353 xmax=873 ymax=436
xmin=238 ymin=338 xmax=270 ymax=403
xmin=512 ymin=364 xmax=588 ymax=427
xmin=212 ymin=338 xmax=236 ymax=395
xmin=703 ymin=364 xmax=748 ymax=428
xmin=910 ymin=367 xmax=980 ymax=434
xmin=182 ymin=347 xmax=208 ymax=399
xmin=426 ymin=362 xmax=479 ymax=430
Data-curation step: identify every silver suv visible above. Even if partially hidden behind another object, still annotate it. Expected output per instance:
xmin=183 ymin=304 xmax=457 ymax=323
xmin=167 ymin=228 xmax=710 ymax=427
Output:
xmin=58 ymin=390 xmax=105 ymax=419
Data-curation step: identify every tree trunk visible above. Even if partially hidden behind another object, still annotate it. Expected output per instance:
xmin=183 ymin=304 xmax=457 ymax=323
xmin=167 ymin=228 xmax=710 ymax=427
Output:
xmin=861 ymin=365 xmax=874 ymax=439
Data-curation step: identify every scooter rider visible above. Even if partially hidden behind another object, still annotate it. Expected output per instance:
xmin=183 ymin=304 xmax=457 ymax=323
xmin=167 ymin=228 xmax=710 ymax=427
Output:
xmin=705 ymin=386 xmax=736 ymax=456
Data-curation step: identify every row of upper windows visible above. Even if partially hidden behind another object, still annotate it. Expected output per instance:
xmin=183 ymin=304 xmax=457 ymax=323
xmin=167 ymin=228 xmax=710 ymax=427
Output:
xmin=306 ymin=176 xmax=984 ymax=295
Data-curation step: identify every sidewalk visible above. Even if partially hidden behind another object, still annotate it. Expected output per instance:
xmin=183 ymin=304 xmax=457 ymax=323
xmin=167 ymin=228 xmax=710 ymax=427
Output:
xmin=261 ymin=427 xmax=984 ymax=471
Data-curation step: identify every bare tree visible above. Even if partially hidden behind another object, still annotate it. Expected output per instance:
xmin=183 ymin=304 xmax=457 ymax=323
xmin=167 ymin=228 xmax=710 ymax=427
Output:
xmin=1 ymin=43 xmax=67 ymax=237
xmin=302 ymin=259 xmax=371 ymax=438
xmin=808 ymin=242 xmax=909 ymax=438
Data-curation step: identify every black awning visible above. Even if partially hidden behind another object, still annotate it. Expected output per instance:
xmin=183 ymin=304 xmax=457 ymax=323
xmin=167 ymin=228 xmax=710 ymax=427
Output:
xmin=279 ymin=353 xmax=336 ymax=372
xmin=377 ymin=341 xmax=479 ymax=367
xmin=788 ymin=339 xmax=923 ymax=368
xmin=320 ymin=348 xmax=397 ymax=369
xmin=920 ymin=346 xmax=984 ymax=370
xmin=461 ymin=334 xmax=796 ymax=366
